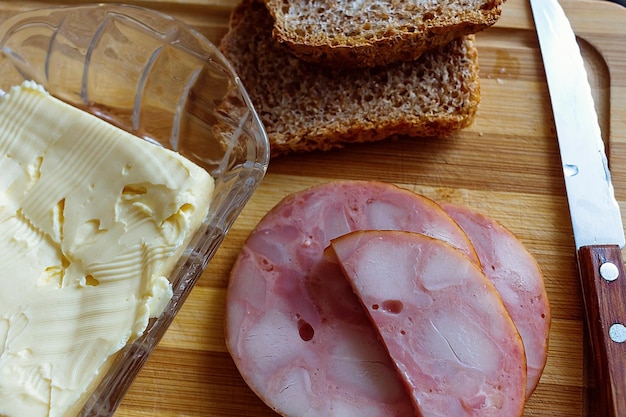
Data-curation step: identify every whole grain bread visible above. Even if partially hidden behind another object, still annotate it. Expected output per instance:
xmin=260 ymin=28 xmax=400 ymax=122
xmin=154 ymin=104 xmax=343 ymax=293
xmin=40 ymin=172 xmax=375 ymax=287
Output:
xmin=219 ymin=0 xmax=480 ymax=157
xmin=265 ymin=0 xmax=504 ymax=68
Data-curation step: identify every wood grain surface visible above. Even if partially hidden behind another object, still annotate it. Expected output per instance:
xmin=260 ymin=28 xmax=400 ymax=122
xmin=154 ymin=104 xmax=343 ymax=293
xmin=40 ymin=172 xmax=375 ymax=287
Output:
xmin=2 ymin=0 xmax=626 ymax=416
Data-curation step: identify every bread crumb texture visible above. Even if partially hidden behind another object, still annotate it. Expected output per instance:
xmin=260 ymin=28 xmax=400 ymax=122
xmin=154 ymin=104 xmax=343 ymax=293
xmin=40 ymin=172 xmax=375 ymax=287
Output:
xmin=266 ymin=0 xmax=504 ymax=67
xmin=219 ymin=0 xmax=481 ymax=157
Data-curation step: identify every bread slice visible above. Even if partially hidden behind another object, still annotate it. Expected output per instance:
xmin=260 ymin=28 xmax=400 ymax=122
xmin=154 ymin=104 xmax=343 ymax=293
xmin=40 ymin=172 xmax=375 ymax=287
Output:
xmin=219 ymin=0 xmax=481 ymax=157
xmin=265 ymin=0 xmax=504 ymax=68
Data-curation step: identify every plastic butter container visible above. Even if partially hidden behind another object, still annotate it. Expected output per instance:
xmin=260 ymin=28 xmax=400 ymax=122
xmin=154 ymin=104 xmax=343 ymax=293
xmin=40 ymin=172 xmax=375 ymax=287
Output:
xmin=0 ymin=4 xmax=269 ymax=417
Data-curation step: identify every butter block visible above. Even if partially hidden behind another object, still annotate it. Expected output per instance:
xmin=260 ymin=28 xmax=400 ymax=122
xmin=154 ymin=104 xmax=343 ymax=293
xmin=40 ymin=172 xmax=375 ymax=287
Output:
xmin=0 ymin=81 xmax=215 ymax=417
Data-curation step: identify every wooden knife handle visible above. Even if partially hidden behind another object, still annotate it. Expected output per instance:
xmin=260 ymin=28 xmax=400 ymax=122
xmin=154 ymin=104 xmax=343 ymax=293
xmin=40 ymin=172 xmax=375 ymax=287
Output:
xmin=578 ymin=244 xmax=626 ymax=417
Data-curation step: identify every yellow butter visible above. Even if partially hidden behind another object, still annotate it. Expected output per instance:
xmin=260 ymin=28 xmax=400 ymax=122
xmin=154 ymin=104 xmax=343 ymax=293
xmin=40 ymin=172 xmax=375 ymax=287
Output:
xmin=0 ymin=81 xmax=215 ymax=417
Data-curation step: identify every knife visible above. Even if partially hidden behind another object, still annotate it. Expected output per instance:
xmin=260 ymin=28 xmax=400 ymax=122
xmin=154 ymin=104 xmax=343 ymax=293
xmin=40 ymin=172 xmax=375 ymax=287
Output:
xmin=530 ymin=0 xmax=626 ymax=415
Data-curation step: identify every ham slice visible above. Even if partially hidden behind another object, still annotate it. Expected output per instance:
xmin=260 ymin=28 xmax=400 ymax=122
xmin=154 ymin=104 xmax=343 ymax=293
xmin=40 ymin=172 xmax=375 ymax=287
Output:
xmin=329 ymin=230 xmax=527 ymax=417
xmin=225 ymin=180 xmax=478 ymax=417
xmin=440 ymin=202 xmax=550 ymax=398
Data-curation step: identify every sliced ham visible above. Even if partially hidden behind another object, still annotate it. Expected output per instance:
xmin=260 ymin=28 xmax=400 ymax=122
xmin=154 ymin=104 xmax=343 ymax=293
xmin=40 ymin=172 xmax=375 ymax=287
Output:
xmin=225 ymin=180 xmax=478 ymax=417
xmin=329 ymin=230 xmax=527 ymax=417
xmin=440 ymin=202 xmax=550 ymax=398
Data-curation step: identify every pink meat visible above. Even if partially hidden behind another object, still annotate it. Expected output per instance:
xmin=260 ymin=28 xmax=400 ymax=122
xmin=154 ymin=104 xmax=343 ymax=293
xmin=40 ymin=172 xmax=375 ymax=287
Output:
xmin=330 ymin=230 xmax=527 ymax=417
xmin=440 ymin=202 xmax=550 ymax=398
xmin=225 ymin=180 xmax=478 ymax=417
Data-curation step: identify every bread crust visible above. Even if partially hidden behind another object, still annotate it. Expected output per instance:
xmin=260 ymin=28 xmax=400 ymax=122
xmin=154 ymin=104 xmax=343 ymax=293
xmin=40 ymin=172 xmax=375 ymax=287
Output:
xmin=265 ymin=0 xmax=504 ymax=68
xmin=219 ymin=0 xmax=481 ymax=157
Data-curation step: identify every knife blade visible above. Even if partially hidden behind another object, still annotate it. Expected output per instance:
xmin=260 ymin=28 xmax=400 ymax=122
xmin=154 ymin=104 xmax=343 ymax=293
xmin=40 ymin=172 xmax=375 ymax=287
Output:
xmin=530 ymin=0 xmax=626 ymax=414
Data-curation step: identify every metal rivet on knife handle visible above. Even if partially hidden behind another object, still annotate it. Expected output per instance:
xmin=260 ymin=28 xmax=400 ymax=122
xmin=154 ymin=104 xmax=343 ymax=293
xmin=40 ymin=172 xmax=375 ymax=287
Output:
xmin=609 ymin=324 xmax=626 ymax=343
xmin=600 ymin=262 xmax=620 ymax=282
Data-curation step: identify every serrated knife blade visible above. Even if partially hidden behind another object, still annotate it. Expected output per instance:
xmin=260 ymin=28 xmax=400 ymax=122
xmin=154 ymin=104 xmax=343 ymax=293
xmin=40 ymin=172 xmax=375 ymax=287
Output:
xmin=530 ymin=0 xmax=626 ymax=414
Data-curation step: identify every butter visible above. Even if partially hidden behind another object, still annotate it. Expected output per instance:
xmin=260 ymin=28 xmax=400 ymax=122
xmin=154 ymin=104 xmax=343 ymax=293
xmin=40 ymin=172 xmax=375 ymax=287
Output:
xmin=0 ymin=81 xmax=215 ymax=417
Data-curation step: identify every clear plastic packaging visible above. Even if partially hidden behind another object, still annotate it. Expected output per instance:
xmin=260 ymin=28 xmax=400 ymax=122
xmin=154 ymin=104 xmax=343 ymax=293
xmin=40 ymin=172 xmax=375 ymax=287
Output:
xmin=0 ymin=4 xmax=269 ymax=416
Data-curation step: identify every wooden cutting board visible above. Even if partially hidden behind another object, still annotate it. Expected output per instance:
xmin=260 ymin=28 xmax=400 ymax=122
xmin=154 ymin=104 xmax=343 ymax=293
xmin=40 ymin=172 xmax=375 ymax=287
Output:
xmin=2 ymin=0 xmax=625 ymax=415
